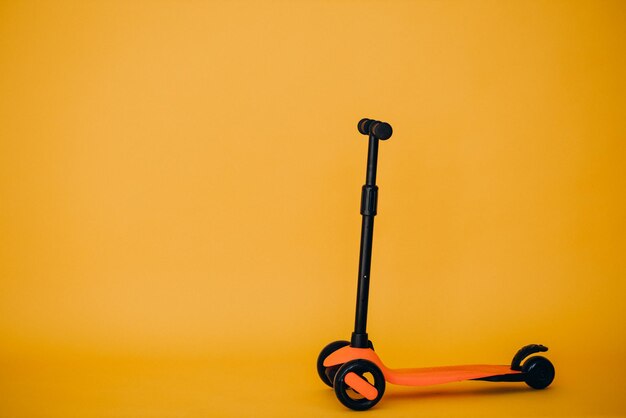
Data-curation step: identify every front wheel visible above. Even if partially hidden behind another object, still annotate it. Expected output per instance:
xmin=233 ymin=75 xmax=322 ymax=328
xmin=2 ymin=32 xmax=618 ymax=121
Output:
xmin=333 ymin=360 xmax=386 ymax=411
xmin=317 ymin=340 xmax=350 ymax=387
xmin=523 ymin=356 xmax=555 ymax=389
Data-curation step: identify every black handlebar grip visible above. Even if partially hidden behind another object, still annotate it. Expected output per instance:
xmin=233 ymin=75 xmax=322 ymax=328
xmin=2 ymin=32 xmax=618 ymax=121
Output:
xmin=358 ymin=118 xmax=374 ymax=135
xmin=371 ymin=121 xmax=392 ymax=140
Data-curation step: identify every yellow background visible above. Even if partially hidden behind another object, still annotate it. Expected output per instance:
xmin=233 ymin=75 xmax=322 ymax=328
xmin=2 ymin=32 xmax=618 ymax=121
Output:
xmin=1 ymin=1 xmax=625 ymax=416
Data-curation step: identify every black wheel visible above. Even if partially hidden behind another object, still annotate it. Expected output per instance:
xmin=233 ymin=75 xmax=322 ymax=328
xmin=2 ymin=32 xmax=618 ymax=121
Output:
xmin=522 ymin=356 xmax=555 ymax=389
xmin=333 ymin=360 xmax=385 ymax=411
xmin=317 ymin=340 xmax=350 ymax=387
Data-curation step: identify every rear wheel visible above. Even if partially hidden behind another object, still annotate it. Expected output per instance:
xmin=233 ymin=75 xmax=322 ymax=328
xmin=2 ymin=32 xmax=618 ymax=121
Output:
xmin=333 ymin=359 xmax=385 ymax=411
xmin=317 ymin=340 xmax=350 ymax=387
xmin=523 ymin=356 xmax=555 ymax=389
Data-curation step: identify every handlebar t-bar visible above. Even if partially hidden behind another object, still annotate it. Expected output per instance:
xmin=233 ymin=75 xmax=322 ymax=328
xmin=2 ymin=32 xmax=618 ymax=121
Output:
xmin=357 ymin=118 xmax=393 ymax=140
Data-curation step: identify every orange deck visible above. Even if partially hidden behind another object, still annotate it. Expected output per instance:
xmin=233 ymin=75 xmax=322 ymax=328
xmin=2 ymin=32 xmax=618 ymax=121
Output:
xmin=324 ymin=347 xmax=521 ymax=386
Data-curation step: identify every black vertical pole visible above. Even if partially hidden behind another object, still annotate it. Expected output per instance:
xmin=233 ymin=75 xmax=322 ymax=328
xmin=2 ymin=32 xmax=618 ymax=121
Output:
xmin=351 ymin=133 xmax=379 ymax=348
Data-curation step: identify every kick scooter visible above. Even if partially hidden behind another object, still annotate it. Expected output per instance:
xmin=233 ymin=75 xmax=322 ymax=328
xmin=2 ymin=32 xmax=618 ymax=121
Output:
xmin=317 ymin=118 xmax=555 ymax=411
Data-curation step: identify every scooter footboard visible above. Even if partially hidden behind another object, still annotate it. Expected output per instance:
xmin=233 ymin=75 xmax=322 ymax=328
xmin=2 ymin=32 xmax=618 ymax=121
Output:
xmin=385 ymin=364 xmax=522 ymax=386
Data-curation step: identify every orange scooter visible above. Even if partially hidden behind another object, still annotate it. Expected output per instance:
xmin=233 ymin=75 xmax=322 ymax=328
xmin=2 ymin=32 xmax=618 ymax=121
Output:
xmin=317 ymin=118 xmax=555 ymax=410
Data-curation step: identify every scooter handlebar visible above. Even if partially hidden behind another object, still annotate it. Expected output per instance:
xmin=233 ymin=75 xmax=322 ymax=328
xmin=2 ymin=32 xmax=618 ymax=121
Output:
xmin=357 ymin=118 xmax=393 ymax=140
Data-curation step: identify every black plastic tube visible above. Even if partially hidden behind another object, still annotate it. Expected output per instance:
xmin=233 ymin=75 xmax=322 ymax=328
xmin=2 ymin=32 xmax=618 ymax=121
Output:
xmin=352 ymin=134 xmax=379 ymax=348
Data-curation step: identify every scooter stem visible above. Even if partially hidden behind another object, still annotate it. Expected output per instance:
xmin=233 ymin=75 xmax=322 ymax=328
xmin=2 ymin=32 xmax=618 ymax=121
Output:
xmin=352 ymin=119 xmax=391 ymax=348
